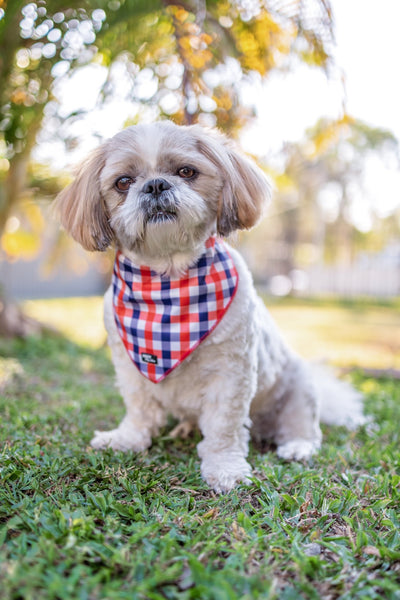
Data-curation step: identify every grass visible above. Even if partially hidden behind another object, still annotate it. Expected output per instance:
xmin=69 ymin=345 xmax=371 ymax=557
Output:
xmin=1 ymin=297 xmax=400 ymax=599
xmin=265 ymin=296 xmax=400 ymax=370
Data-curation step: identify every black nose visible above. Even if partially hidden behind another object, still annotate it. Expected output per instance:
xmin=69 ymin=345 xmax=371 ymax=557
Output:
xmin=142 ymin=178 xmax=171 ymax=196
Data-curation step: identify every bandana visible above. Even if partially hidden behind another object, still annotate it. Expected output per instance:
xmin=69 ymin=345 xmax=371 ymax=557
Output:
xmin=112 ymin=237 xmax=239 ymax=383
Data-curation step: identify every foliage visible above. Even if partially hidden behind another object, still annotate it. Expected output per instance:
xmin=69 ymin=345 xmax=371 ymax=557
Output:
xmin=50 ymin=0 xmax=335 ymax=133
xmin=0 ymin=318 xmax=399 ymax=599
xmin=249 ymin=116 xmax=400 ymax=274
xmin=89 ymin=0 xmax=333 ymax=132
xmin=0 ymin=0 xmax=335 ymax=260
xmin=0 ymin=161 xmax=68 ymax=260
xmin=0 ymin=0 xmax=109 ymax=248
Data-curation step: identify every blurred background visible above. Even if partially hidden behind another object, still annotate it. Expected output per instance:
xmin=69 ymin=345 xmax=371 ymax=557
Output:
xmin=0 ymin=0 xmax=399 ymax=370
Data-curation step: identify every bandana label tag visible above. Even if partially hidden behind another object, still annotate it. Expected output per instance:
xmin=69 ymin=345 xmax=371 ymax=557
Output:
xmin=141 ymin=352 xmax=158 ymax=365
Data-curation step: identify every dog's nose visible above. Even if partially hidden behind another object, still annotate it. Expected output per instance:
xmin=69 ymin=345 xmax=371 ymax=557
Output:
xmin=142 ymin=178 xmax=171 ymax=197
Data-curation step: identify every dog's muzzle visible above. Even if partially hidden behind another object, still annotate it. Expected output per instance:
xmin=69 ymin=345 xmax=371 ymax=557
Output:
xmin=140 ymin=178 xmax=179 ymax=224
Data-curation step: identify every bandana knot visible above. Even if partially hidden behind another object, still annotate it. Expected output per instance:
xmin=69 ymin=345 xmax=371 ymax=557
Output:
xmin=112 ymin=237 xmax=239 ymax=383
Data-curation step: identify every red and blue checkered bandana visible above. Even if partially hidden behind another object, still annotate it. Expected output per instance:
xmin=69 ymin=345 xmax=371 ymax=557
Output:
xmin=112 ymin=237 xmax=239 ymax=383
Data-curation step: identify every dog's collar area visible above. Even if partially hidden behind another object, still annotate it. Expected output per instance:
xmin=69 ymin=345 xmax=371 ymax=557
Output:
xmin=117 ymin=237 xmax=217 ymax=278
xmin=112 ymin=237 xmax=239 ymax=383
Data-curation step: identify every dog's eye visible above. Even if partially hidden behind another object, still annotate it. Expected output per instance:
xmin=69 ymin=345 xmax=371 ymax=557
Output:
xmin=115 ymin=176 xmax=134 ymax=192
xmin=177 ymin=167 xmax=196 ymax=179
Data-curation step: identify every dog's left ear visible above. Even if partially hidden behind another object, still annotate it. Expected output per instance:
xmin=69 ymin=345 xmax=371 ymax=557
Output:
xmin=54 ymin=143 xmax=114 ymax=251
xmin=195 ymin=129 xmax=271 ymax=236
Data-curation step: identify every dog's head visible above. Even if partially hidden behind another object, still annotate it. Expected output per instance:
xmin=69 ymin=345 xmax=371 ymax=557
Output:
xmin=56 ymin=121 xmax=270 ymax=273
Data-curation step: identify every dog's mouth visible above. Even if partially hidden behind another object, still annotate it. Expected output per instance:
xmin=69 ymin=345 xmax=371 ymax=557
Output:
xmin=138 ymin=188 xmax=180 ymax=228
xmin=147 ymin=208 xmax=178 ymax=224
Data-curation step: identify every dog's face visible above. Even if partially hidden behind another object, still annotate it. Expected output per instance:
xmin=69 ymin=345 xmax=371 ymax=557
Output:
xmin=56 ymin=121 xmax=270 ymax=273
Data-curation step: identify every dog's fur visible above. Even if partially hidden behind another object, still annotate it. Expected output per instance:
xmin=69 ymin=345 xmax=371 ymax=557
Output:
xmin=56 ymin=121 xmax=365 ymax=492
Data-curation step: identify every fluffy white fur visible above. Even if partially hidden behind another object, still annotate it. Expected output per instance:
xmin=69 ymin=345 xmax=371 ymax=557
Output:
xmin=56 ymin=121 xmax=366 ymax=493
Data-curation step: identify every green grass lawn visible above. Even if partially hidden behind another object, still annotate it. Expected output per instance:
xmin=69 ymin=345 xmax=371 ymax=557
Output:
xmin=1 ymin=297 xmax=399 ymax=599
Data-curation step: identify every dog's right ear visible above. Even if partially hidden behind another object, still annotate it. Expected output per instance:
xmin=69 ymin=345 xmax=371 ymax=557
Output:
xmin=55 ymin=143 xmax=114 ymax=251
xmin=193 ymin=127 xmax=270 ymax=237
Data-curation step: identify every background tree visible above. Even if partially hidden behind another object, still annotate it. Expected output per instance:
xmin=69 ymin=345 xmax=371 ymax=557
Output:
xmin=41 ymin=0 xmax=336 ymax=156
xmin=245 ymin=116 xmax=400 ymax=281
xmin=0 ymin=0 xmax=335 ymax=334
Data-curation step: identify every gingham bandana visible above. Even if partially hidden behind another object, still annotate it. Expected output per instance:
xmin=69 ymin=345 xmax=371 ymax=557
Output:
xmin=112 ymin=237 xmax=239 ymax=383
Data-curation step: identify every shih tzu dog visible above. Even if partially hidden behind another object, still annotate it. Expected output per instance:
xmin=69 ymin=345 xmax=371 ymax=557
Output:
xmin=56 ymin=121 xmax=365 ymax=493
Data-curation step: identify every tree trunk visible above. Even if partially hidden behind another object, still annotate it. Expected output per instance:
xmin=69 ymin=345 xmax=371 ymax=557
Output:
xmin=0 ymin=93 xmax=47 ymax=338
xmin=0 ymin=297 xmax=44 ymax=338
xmin=0 ymin=1 xmax=25 ymax=97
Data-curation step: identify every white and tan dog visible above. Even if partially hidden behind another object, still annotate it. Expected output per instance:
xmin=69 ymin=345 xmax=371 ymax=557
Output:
xmin=56 ymin=121 xmax=365 ymax=493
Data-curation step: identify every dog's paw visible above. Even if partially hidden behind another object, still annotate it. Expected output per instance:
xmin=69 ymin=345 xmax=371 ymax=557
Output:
xmin=276 ymin=439 xmax=320 ymax=461
xmin=200 ymin=456 xmax=252 ymax=494
xmin=90 ymin=427 xmax=150 ymax=452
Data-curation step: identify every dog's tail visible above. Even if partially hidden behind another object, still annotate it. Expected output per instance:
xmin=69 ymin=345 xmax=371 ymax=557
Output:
xmin=311 ymin=363 xmax=367 ymax=429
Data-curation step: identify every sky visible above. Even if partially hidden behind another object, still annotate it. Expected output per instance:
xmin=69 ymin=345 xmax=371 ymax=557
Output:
xmin=35 ymin=0 xmax=400 ymax=228
xmin=241 ymin=0 xmax=400 ymax=154
xmin=333 ymin=0 xmax=400 ymax=140
xmin=332 ymin=0 xmax=400 ymax=221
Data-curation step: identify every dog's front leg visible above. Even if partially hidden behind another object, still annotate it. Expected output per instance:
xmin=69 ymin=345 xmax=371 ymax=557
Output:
xmin=90 ymin=396 xmax=165 ymax=452
xmin=92 ymin=289 xmax=167 ymax=452
xmin=91 ymin=341 xmax=166 ymax=452
xmin=197 ymin=407 xmax=252 ymax=493
xmin=196 ymin=372 xmax=255 ymax=493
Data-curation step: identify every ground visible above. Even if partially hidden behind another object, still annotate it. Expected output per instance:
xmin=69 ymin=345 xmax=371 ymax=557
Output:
xmin=0 ymin=297 xmax=399 ymax=599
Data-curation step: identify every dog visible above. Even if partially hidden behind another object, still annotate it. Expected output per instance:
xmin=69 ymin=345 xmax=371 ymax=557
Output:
xmin=56 ymin=121 xmax=366 ymax=493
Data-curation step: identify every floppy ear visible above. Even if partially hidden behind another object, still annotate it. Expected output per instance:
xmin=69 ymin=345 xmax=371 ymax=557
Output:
xmin=195 ymin=129 xmax=271 ymax=236
xmin=55 ymin=143 xmax=114 ymax=251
